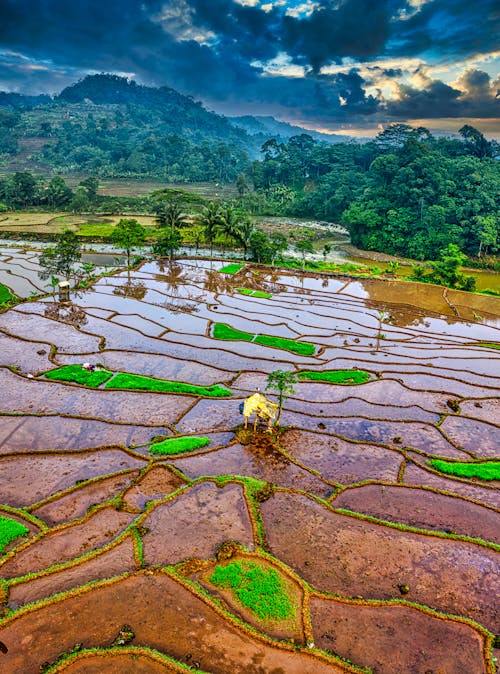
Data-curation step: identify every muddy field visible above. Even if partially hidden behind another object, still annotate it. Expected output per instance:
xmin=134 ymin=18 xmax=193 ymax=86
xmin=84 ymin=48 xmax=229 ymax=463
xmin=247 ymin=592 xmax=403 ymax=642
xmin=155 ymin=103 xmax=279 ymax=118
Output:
xmin=0 ymin=254 xmax=498 ymax=673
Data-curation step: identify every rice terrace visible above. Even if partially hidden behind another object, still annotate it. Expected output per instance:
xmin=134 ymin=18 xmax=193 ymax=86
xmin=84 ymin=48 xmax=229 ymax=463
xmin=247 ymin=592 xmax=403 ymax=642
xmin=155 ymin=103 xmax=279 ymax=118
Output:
xmin=0 ymin=247 xmax=498 ymax=673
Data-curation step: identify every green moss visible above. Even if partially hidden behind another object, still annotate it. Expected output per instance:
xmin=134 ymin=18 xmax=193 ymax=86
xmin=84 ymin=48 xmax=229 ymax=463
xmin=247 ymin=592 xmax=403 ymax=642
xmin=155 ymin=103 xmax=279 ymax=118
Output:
xmin=298 ymin=369 xmax=372 ymax=384
xmin=477 ymin=342 xmax=500 ymax=350
xmin=150 ymin=436 xmax=210 ymax=455
xmin=235 ymin=287 xmax=272 ymax=299
xmin=219 ymin=263 xmax=244 ymax=274
xmin=430 ymin=459 xmax=500 ymax=481
xmin=0 ymin=516 xmax=29 ymax=553
xmin=105 ymin=373 xmax=231 ymax=397
xmin=254 ymin=334 xmax=315 ymax=356
xmin=213 ymin=323 xmax=315 ymax=355
xmin=213 ymin=323 xmax=254 ymax=341
xmin=209 ymin=560 xmax=293 ymax=621
xmin=0 ymin=283 xmax=14 ymax=305
xmin=44 ymin=365 xmax=113 ymax=387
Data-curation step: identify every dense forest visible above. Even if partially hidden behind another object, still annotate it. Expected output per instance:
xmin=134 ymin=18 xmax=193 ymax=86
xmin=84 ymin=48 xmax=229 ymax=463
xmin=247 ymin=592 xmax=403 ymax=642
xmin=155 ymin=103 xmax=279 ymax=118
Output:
xmin=246 ymin=125 xmax=499 ymax=260
xmin=0 ymin=75 xmax=498 ymax=263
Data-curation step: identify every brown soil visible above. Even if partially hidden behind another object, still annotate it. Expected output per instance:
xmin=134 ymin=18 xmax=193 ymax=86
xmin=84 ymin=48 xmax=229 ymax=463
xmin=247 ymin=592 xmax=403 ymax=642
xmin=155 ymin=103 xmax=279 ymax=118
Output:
xmin=0 ymin=416 xmax=171 ymax=453
xmin=0 ymin=507 xmax=135 ymax=580
xmin=1 ymin=256 xmax=498 ymax=673
xmin=0 ymin=572 xmax=347 ymax=674
xmin=261 ymin=491 xmax=500 ymax=631
xmin=280 ymin=430 xmax=403 ymax=484
xmin=403 ymin=461 xmax=500 ymax=509
xmin=440 ymin=415 xmax=500 ymax=458
xmin=33 ymin=472 xmax=140 ymax=526
xmin=333 ymin=483 xmax=500 ymax=544
xmin=0 ymin=451 xmax=145 ymax=508
xmin=51 ymin=651 xmax=186 ymax=673
xmin=310 ymin=595 xmax=487 ymax=674
xmin=122 ymin=465 xmax=186 ymax=511
xmin=142 ymin=483 xmax=255 ymax=566
xmin=7 ymin=536 xmax=137 ymax=609
xmin=171 ymin=441 xmax=333 ymax=497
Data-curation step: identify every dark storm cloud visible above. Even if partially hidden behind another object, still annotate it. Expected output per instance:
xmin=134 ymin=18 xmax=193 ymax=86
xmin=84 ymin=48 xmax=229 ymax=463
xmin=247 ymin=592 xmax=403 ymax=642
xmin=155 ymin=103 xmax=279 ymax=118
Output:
xmin=0 ymin=0 xmax=498 ymax=125
xmin=387 ymin=0 xmax=500 ymax=59
xmin=282 ymin=0 xmax=395 ymax=71
xmin=388 ymin=69 xmax=500 ymax=119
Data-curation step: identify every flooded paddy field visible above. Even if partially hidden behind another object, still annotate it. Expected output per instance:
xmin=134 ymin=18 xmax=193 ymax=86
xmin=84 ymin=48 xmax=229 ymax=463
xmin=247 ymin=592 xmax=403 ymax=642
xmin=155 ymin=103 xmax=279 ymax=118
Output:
xmin=0 ymin=253 xmax=499 ymax=673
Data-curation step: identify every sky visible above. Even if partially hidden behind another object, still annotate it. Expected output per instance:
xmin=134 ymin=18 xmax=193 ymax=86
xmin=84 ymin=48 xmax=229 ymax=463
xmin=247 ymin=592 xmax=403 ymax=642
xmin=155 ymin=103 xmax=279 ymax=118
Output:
xmin=0 ymin=0 xmax=499 ymax=137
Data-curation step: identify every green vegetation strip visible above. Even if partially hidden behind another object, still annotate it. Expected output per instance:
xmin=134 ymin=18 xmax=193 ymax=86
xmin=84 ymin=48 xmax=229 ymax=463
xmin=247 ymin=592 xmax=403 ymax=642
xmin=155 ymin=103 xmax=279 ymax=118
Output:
xmin=0 ymin=283 xmax=15 ymax=305
xmin=213 ymin=323 xmax=315 ymax=356
xmin=430 ymin=459 xmax=500 ymax=481
xmin=44 ymin=365 xmax=113 ymax=387
xmin=209 ymin=560 xmax=293 ymax=622
xmin=298 ymin=369 xmax=372 ymax=384
xmin=219 ymin=263 xmax=244 ymax=274
xmin=477 ymin=342 xmax=500 ymax=350
xmin=0 ymin=516 xmax=29 ymax=554
xmin=44 ymin=367 xmax=232 ymax=397
xmin=236 ymin=287 xmax=272 ymax=299
xmin=150 ymin=436 xmax=210 ymax=456
xmin=213 ymin=323 xmax=254 ymax=342
xmin=106 ymin=373 xmax=232 ymax=397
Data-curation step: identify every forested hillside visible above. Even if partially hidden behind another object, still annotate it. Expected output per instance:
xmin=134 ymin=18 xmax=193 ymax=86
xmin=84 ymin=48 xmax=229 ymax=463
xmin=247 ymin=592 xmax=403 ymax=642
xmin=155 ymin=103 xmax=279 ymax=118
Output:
xmin=0 ymin=74 xmax=252 ymax=181
xmin=246 ymin=125 xmax=499 ymax=260
xmin=0 ymin=76 xmax=498 ymax=262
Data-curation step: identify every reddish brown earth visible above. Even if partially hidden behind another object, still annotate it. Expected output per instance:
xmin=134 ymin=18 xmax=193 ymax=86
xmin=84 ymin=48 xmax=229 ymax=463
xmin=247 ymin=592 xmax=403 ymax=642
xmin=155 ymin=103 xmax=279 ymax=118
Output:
xmin=0 ymin=572 xmax=348 ymax=674
xmin=0 ymin=506 xmax=135 ymax=579
xmin=309 ymin=595 xmax=487 ymax=674
xmin=7 ymin=536 xmax=137 ymax=609
xmin=51 ymin=651 xmax=189 ymax=673
xmin=261 ymin=491 xmax=500 ymax=631
xmin=142 ymin=483 xmax=255 ymax=565
xmin=0 ymin=257 xmax=498 ymax=673
xmin=333 ymin=483 xmax=500 ymax=543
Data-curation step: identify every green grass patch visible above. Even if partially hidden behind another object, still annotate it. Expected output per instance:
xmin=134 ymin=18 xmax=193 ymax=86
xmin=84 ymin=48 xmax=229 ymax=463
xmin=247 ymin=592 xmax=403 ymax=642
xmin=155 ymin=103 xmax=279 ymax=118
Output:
xmin=150 ymin=436 xmax=210 ymax=455
xmin=254 ymin=334 xmax=315 ymax=356
xmin=213 ymin=323 xmax=315 ymax=355
xmin=0 ymin=515 xmax=30 ymax=553
xmin=430 ymin=459 xmax=500 ymax=481
xmin=209 ymin=560 xmax=293 ymax=621
xmin=213 ymin=323 xmax=254 ymax=342
xmin=44 ymin=365 xmax=113 ymax=387
xmin=298 ymin=369 xmax=372 ymax=384
xmin=77 ymin=224 xmax=116 ymax=237
xmin=105 ymin=372 xmax=232 ymax=397
xmin=235 ymin=287 xmax=272 ymax=299
xmin=219 ymin=263 xmax=244 ymax=274
xmin=477 ymin=342 xmax=500 ymax=350
xmin=0 ymin=283 xmax=14 ymax=305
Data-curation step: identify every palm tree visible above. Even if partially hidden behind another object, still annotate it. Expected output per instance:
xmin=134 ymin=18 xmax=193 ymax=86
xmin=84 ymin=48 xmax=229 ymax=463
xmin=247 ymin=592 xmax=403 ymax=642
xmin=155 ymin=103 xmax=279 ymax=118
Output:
xmin=195 ymin=202 xmax=221 ymax=258
xmin=218 ymin=205 xmax=254 ymax=258
xmin=155 ymin=200 xmax=187 ymax=232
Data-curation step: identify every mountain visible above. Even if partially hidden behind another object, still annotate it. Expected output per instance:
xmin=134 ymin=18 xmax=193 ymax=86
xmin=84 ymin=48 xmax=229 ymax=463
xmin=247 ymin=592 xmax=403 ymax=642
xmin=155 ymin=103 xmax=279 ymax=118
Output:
xmin=0 ymin=74 xmax=341 ymax=181
xmin=230 ymin=115 xmax=346 ymax=144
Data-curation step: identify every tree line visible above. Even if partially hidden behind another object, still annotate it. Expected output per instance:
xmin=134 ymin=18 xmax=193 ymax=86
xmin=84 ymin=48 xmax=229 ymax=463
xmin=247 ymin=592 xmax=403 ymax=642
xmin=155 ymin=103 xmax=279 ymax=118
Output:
xmin=239 ymin=124 xmax=499 ymax=262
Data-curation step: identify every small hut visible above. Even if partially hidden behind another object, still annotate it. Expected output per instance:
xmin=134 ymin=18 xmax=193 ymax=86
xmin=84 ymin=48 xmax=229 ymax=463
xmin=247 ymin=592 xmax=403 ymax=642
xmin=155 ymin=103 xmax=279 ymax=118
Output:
xmin=242 ymin=392 xmax=279 ymax=431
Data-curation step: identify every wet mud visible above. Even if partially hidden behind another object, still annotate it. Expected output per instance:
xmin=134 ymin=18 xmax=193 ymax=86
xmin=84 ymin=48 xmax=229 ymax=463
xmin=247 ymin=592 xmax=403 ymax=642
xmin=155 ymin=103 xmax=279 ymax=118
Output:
xmin=0 ymin=255 xmax=498 ymax=673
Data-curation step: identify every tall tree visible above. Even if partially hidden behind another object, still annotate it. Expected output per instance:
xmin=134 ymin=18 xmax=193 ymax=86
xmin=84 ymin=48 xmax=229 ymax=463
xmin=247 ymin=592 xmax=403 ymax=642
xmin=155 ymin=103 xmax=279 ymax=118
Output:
xmin=294 ymin=238 xmax=314 ymax=270
xmin=153 ymin=229 xmax=182 ymax=261
xmin=195 ymin=202 xmax=221 ymax=257
xmin=155 ymin=200 xmax=187 ymax=232
xmin=459 ymin=125 xmax=493 ymax=159
xmin=38 ymin=230 xmax=82 ymax=282
xmin=111 ymin=218 xmax=146 ymax=268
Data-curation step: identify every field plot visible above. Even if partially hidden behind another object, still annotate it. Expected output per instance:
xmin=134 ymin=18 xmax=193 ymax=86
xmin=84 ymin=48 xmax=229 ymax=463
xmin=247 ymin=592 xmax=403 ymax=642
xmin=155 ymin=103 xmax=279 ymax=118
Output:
xmin=0 ymin=255 xmax=499 ymax=674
